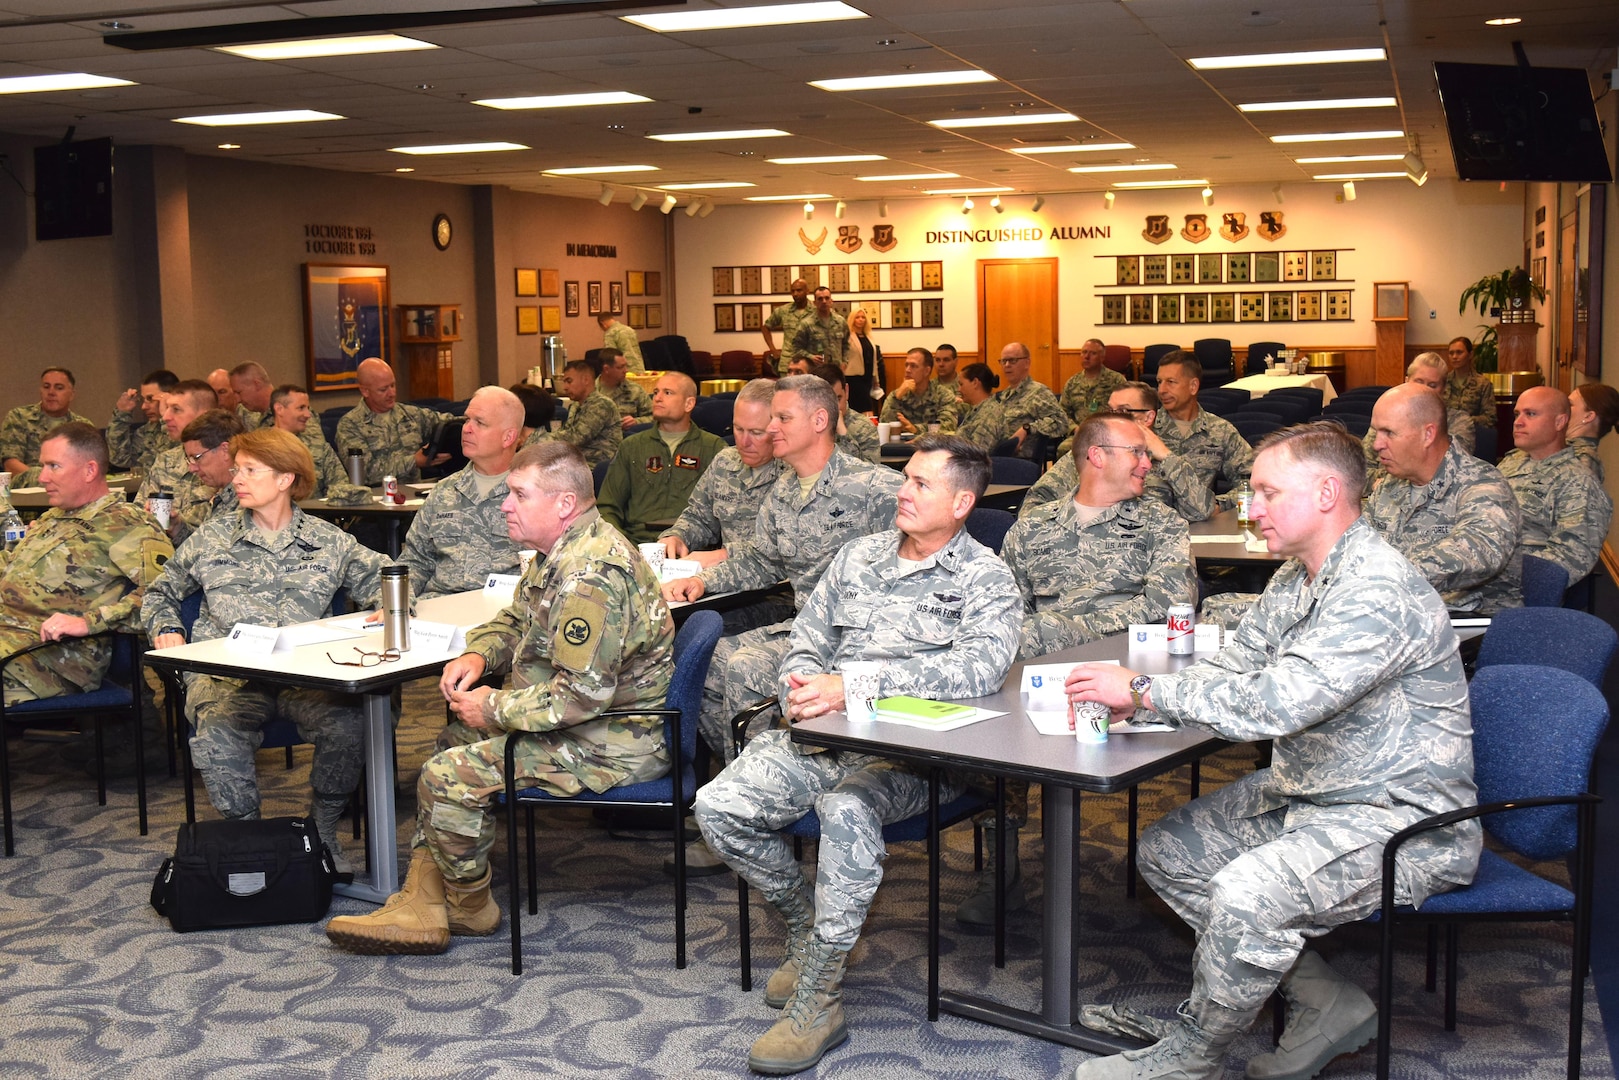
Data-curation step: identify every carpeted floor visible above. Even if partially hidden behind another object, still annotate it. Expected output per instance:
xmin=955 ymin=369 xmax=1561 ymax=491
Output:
xmin=0 ymin=676 xmax=1608 ymax=1079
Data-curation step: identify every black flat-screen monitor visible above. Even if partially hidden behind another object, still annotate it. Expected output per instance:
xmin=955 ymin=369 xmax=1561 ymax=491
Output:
xmin=1434 ymin=61 xmax=1612 ymax=183
xmin=34 ymin=137 xmax=113 ymax=241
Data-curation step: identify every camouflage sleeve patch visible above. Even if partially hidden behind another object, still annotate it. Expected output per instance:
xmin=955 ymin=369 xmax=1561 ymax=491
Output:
xmin=551 ymin=581 xmax=608 ymax=671
xmin=142 ymin=538 xmax=173 ymax=583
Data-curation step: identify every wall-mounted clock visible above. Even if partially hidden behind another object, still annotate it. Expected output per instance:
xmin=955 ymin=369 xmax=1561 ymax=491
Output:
xmin=432 ymin=213 xmax=452 ymax=251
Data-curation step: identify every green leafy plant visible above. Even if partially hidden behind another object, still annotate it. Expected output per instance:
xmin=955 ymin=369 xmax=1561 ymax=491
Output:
xmin=1458 ymin=266 xmax=1546 ymax=322
xmin=1470 ymin=324 xmax=1499 ymax=373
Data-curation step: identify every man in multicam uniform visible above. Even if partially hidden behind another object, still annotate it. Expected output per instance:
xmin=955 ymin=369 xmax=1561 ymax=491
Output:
xmin=1154 ymin=352 xmax=1254 ymax=493
xmin=1022 ymin=386 xmax=1215 ymax=523
xmin=597 ymin=310 xmax=645 ymax=373
xmin=763 ymin=278 xmax=814 ymax=375
xmin=788 ymin=287 xmax=850 ymax=377
xmin=1497 ymin=386 xmax=1612 ymax=584
xmin=269 ymin=384 xmax=358 ymax=500
xmin=1444 ymin=336 xmax=1496 ymax=429
xmin=135 ymin=379 xmax=218 ymax=522
xmin=336 ymin=357 xmax=455 ymax=484
xmin=879 ymin=347 xmax=959 ymax=435
xmin=325 ymin=441 xmax=674 ymax=955
xmin=808 ymin=362 xmax=879 ymax=465
xmin=228 ymin=361 xmax=276 ymax=428
xmin=598 ymin=347 xmax=653 ymax=429
xmin=0 ymin=423 xmax=171 ymax=704
xmin=106 ymin=369 xmax=178 ymax=473
xmin=1365 ymin=383 xmax=1522 ymax=614
xmin=993 ymin=341 xmax=1070 ymax=458
xmin=1361 ymin=354 xmax=1476 ymax=488
xmin=1 ymin=367 xmax=93 ymax=484
xmin=525 ymin=357 xmax=623 ymax=470
xmin=1065 ymin=421 xmax=1479 ymax=1080
xmin=931 ymin=343 xmax=960 ymax=395
xmin=695 ymin=436 xmax=1021 ymax=1076
xmin=1061 ymin=338 xmax=1128 ymax=426
xmin=599 ymin=372 xmax=727 ymax=545
xmin=170 ymin=410 xmax=246 ymax=545
xmin=399 ymin=386 xmax=527 ymax=598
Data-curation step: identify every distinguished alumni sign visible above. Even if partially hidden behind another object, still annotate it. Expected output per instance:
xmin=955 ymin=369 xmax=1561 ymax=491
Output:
xmin=923 ymin=224 xmax=1111 ymax=244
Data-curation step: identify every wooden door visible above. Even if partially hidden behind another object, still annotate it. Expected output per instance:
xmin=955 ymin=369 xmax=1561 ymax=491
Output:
xmin=978 ymin=259 xmax=1059 ymax=388
xmin=1557 ymin=210 xmax=1578 ymax=392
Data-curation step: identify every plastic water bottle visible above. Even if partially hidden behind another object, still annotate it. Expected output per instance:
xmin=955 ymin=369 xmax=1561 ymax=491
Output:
xmin=3 ymin=507 xmax=25 ymax=552
xmin=1235 ymin=479 xmax=1254 ymax=531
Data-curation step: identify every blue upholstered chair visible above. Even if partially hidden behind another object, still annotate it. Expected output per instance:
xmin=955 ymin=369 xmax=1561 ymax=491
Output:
xmin=1472 ymin=424 xmax=1497 ymax=463
xmin=1521 ymin=554 xmax=1569 ymax=608
xmin=1261 ymin=386 xmax=1325 ymax=416
xmin=1230 ymin=415 xmax=1285 ymax=446
xmin=1245 ymin=341 xmax=1286 ymax=376
xmin=1236 ymin=396 xmax=1312 ymax=426
xmin=989 ymin=455 xmax=1042 ymax=486
xmin=965 ymin=507 xmax=1016 ymax=554
xmin=1473 ymin=606 xmax=1617 ymax=687
xmin=691 ymin=396 xmax=734 ymax=439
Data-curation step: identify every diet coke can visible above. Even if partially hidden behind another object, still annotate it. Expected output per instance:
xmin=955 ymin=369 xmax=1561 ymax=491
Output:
xmin=1167 ymin=603 xmax=1195 ymax=655
xmin=384 ymin=474 xmax=402 ymax=505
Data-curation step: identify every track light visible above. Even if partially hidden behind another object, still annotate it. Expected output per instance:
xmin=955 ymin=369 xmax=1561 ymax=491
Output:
xmin=697 ymin=199 xmax=715 ymax=218
xmin=660 ymin=193 xmax=677 ymax=214
xmin=1272 ymin=183 xmax=1284 ymax=204
xmin=684 ymin=199 xmax=700 ymax=217
xmin=630 ymin=191 xmax=648 ymax=211
xmin=597 ymin=184 xmax=614 ymax=207
xmin=1402 ymin=150 xmax=1428 ymax=186
xmin=834 ymin=199 xmax=846 ymax=218
xmin=1103 ymin=190 xmax=1115 ymax=209
xmin=961 ymin=196 xmax=974 ymax=213
xmin=1201 ymin=185 xmax=1213 ymax=206
xmin=1031 ymin=195 xmax=1045 ymax=213
xmin=803 ymin=201 xmax=814 ymax=219
xmin=991 ymin=195 xmax=1003 ymax=213
xmin=878 ymin=199 xmax=888 ymax=218
xmin=1341 ymin=180 xmax=1356 ymax=202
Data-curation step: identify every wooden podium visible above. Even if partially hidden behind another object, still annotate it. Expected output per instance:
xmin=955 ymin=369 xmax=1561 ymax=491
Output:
xmin=1372 ymin=282 xmax=1409 ymax=385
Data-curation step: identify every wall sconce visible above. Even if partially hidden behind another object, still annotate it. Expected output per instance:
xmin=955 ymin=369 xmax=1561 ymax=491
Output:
xmin=878 ymin=199 xmax=888 ymax=218
xmin=1201 ymin=186 xmax=1213 ymax=207
xmin=991 ymin=195 xmax=1003 ymax=213
xmin=697 ymin=200 xmax=715 ymax=218
xmin=803 ymin=201 xmax=814 ymax=219
xmin=630 ymin=191 xmax=648 ymax=211
xmin=1272 ymin=183 xmax=1284 ymax=205
xmin=834 ymin=199 xmax=847 ymax=219
xmin=660 ymin=193 xmax=678 ymax=214
xmin=1342 ymin=181 xmax=1356 ymax=202
xmin=1031 ymin=195 xmax=1045 ymax=213
xmin=961 ymin=196 xmax=974 ymax=213
xmin=684 ymin=200 xmax=700 ymax=217
xmin=597 ymin=185 xmax=614 ymax=207
xmin=1103 ymin=190 xmax=1115 ymax=209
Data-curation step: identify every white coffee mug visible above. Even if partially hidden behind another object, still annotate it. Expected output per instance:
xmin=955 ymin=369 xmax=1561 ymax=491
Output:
xmin=841 ymin=661 xmax=883 ymax=722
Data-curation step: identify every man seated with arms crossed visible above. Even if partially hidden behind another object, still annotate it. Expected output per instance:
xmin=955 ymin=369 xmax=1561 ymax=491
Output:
xmin=106 ymin=368 xmax=178 ymax=472
xmin=807 ymin=362 xmax=880 ymax=465
xmin=326 ymin=442 xmax=674 ymax=954
xmin=1498 ymin=385 xmax=1612 ymax=585
xmin=1362 ymin=353 xmax=1475 ymax=487
xmin=1366 ymin=383 xmax=1522 ymax=614
xmin=695 ymin=435 xmax=1021 ymax=1075
xmin=879 ymin=347 xmax=959 ymax=436
xmin=399 ymin=386 xmax=527 ymax=599
xmin=598 ymin=347 xmax=654 ymax=430
xmin=336 ymin=357 xmax=455 ymax=485
xmin=135 ymin=379 xmax=218 ymax=531
xmin=1154 ymin=352 xmax=1253 ymax=494
xmin=1022 ymin=385 xmax=1215 ymax=523
xmin=1065 ymin=421 xmax=1479 ymax=1080
xmin=1061 ymin=338 xmax=1128 ymax=426
xmin=599 ymin=372 xmax=727 ymax=545
xmin=172 ymin=410 xmax=246 ymax=543
xmin=269 ymin=383 xmax=354 ymax=499
xmin=1 ymin=367 xmax=92 ymax=484
xmin=526 ymin=356 xmax=623 ymax=470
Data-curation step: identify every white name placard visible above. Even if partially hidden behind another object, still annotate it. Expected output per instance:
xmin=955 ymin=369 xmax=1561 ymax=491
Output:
xmin=224 ymin=623 xmax=281 ymax=656
xmin=409 ymin=619 xmax=467 ymax=655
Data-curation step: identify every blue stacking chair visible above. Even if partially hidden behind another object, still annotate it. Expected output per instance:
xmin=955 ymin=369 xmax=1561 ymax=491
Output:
xmin=1230 ymin=415 xmax=1285 ymax=446
xmin=1245 ymin=341 xmax=1286 ymax=376
xmin=965 ymin=507 xmax=1016 ymax=554
xmin=1472 ymin=424 xmax=1497 ymax=463
xmin=691 ymin=396 xmax=734 ymax=439
xmin=0 ymin=631 xmax=148 ymax=856
xmin=1237 ymin=396 xmax=1312 ymax=426
xmin=1473 ymin=607 xmax=1617 ymax=687
xmin=989 ymin=455 xmax=1042 ymax=486
xmin=1192 ymin=338 xmax=1234 ymax=386
xmin=1197 ymin=388 xmax=1249 ymax=417
xmin=1521 ymin=554 xmax=1569 ymax=608
xmin=502 ymin=609 xmax=724 ymax=976
xmin=1141 ymin=344 xmax=1180 ymax=381
xmin=1262 ymin=386 xmax=1325 ymax=416
xmin=591 ymin=459 xmax=611 ymax=495
xmin=1373 ymin=665 xmax=1608 ymax=1079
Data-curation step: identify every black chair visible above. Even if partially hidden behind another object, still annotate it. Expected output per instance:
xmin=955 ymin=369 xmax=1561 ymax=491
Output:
xmin=989 ymin=456 xmax=1042 ymax=486
xmin=1141 ymin=344 xmax=1180 ymax=381
xmin=965 ymin=507 xmax=1016 ymax=554
xmin=1334 ymin=413 xmax=1371 ymax=437
xmin=1230 ymin=416 xmax=1285 ymax=445
xmin=1236 ymin=397 xmax=1311 ymax=426
xmin=1192 ymin=338 xmax=1234 ymax=386
xmin=1197 ymin=388 xmax=1249 ymax=417
xmin=591 ymin=459 xmax=611 ymax=495
xmin=1245 ymin=341 xmax=1286 ymax=376
xmin=641 ymin=337 xmax=675 ymax=374
xmin=1472 ymin=425 xmax=1497 ymax=463
xmin=691 ymin=397 xmax=734 ymax=439
xmin=1261 ymin=386 xmax=1324 ymax=416
xmin=625 ymin=422 xmax=652 ymax=436
xmin=1338 ymin=385 xmax=1391 ymax=401
xmin=1322 ymin=397 xmax=1375 ymax=417
xmin=653 ymin=334 xmax=694 ymax=378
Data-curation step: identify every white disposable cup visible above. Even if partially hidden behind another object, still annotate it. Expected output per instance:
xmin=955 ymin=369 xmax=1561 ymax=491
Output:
xmin=638 ymin=542 xmax=666 ymax=576
xmin=841 ymin=661 xmax=883 ymax=722
xmin=517 ymin=549 xmax=537 ymax=575
xmin=927 ymin=423 xmax=941 ymax=434
xmin=1071 ymin=700 xmax=1111 ymax=743
xmin=876 ymin=422 xmax=893 ymax=444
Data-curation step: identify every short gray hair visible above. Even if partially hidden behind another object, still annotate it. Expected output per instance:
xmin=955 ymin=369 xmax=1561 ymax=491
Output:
xmin=737 ymin=378 xmax=777 ymax=408
xmin=774 ymin=374 xmax=839 ymax=435
xmin=1254 ymin=420 xmax=1366 ymax=495
xmin=511 ymin=440 xmax=594 ymax=502
xmin=911 ymin=433 xmax=990 ymax=500
xmin=1408 ymin=351 xmax=1447 ymax=378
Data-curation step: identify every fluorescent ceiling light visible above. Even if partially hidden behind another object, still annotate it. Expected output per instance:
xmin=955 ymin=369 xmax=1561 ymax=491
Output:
xmin=474 ymin=91 xmax=651 ymax=110
xmin=923 ymin=186 xmax=1014 ymax=195
xmin=175 ymin=109 xmax=342 ymax=126
xmin=1113 ymin=179 xmax=1211 ymax=189
xmin=217 ymin=143 xmax=240 ymax=150
xmin=1312 ymin=171 xmax=1408 ymax=180
xmin=811 ymin=70 xmax=996 ymax=92
xmin=1270 ymin=130 xmax=1404 ymax=143
xmin=767 ymin=154 xmax=887 ymax=165
xmin=216 ymin=34 xmax=436 ymax=60
xmin=1294 ymin=153 xmax=1404 ymax=164
xmin=1238 ymin=97 xmax=1397 ymax=112
xmin=543 ymin=164 xmax=659 ymax=175
xmin=1188 ymin=48 xmax=1386 ymax=70
xmin=1485 ymin=17 xmax=1522 ymax=25
xmin=1011 ymin=142 xmax=1135 ymax=155
xmin=856 ymin=172 xmax=958 ymax=182
xmin=624 ymin=2 xmax=867 ymax=33
xmin=746 ymin=193 xmax=833 ymax=201
xmin=389 ymin=141 xmax=528 ymax=155
xmin=0 ymin=72 xmax=134 ymax=94
xmin=647 ymin=128 xmax=789 ymax=142
xmin=929 ymin=112 xmax=1078 ymax=129
xmin=657 ymin=181 xmax=755 ymax=190
xmin=1067 ymin=163 xmax=1176 ymax=174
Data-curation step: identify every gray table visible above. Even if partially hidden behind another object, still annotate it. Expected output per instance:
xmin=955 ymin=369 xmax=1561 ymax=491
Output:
xmin=791 ymin=635 xmax=1227 ymax=1052
xmin=299 ymin=488 xmax=422 ymax=557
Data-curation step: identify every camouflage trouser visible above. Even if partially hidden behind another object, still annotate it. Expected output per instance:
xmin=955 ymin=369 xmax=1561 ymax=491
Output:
xmin=718 ymin=593 xmax=796 ymax=637
xmin=183 ymin=672 xmax=364 ymax=820
xmin=698 ymin=620 xmax=794 ymax=763
xmin=1139 ymin=769 xmax=1417 ymax=1017
xmin=694 ymin=728 xmax=963 ymax=948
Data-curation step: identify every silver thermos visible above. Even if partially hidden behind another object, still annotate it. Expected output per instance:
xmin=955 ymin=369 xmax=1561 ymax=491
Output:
xmin=539 ymin=334 xmax=566 ymax=389
xmin=381 ymin=565 xmax=410 ymax=652
xmin=345 ymin=448 xmax=366 ymax=486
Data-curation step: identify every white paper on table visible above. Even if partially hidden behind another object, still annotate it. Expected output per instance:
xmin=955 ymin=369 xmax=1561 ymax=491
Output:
xmin=223 ymin=623 xmax=280 ymax=656
xmin=1111 ymin=719 xmax=1176 ymax=733
xmin=1020 ymin=660 xmax=1119 ymax=730
xmin=1190 ymin=533 xmax=1246 ymax=544
xmin=8 ymin=486 xmax=44 ymax=495
xmin=328 ymin=615 xmax=385 ymax=634
xmin=870 ymin=705 xmax=1004 ymax=732
xmin=1243 ymin=529 xmax=1269 ymax=552
xmin=659 ymin=558 xmax=703 ymax=582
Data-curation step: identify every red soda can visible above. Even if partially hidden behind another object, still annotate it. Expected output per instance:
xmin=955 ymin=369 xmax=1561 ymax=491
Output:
xmin=384 ymin=474 xmax=403 ymax=505
xmin=1167 ymin=604 xmax=1195 ymax=655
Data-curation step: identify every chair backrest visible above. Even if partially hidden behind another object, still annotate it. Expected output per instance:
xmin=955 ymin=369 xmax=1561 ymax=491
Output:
xmin=1321 ymin=397 xmax=1375 ymax=416
xmin=1467 ymin=665 xmax=1610 ymax=859
xmin=1472 ymin=425 xmax=1497 ymax=463
xmin=1141 ymin=344 xmax=1180 ymax=379
xmin=1338 ymin=385 xmax=1391 ymax=400
xmin=1475 ymin=606 xmax=1617 ymax=685
xmin=1192 ymin=338 xmax=1233 ymax=368
xmin=1245 ymin=341 xmax=1285 ymax=376
xmin=1333 ymin=413 xmax=1371 ymax=438
xmin=1102 ymin=344 xmax=1132 ymax=375
xmin=989 ymin=455 xmax=1042 ymax=486
xmin=1263 ymin=386 xmax=1324 ymax=415
xmin=1230 ymin=416 xmax=1284 ymax=445
xmin=1238 ymin=397 xmax=1310 ymax=425
xmin=179 ymin=590 xmax=205 ymax=635
xmin=964 ymin=507 xmax=1016 ymax=554
xmin=1520 ymin=554 xmax=1569 ymax=607
xmin=691 ymin=396 xmax=734 ymax=438
xmin=320 ymin=406 xmax=347 ymax=452
xmin=591 ymin=459 xmax=611 ymax=495
xmin=665 ymin=611 xmax=724 ymax=767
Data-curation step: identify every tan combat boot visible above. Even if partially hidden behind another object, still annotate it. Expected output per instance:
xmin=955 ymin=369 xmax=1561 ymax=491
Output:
xmin=747 ymin=936 xmax=850 ymax=1075
xmin=1072 ymin=998 xmax=1247 ymax=1080
xmin=443 ymin=867 xmax=501 ymax=936
xmin=325 ymin=848 xmax=451 ymax=954
xmin=763 ymin=886 xmax=815 ymax=1009
xmin=1245 ymin=951 xmax=1376 ymax=1080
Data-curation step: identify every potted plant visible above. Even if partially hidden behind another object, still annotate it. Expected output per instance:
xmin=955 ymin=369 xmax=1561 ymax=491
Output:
xmin=1458 ymin=266 xmax=1545 ymax=372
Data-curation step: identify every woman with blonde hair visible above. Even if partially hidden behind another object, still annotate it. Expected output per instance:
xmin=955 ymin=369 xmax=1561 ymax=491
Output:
xmin=843 ymin=306 xmax=885 ymax=412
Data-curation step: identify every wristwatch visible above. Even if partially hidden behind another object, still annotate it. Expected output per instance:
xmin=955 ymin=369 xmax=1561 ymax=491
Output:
xmin=1129 ymin=674 xmax=1153 ymax=710
xmin=157 ymin=626 xmax=186 ymax=640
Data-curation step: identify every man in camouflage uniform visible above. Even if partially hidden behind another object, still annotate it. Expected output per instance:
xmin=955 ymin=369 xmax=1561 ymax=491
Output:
xmin=993 ymin=342 xmax=1070 ymax=459
xmin=269 ymin=384 xmax=358 ymax=500
xmin=0 ymin=424 xmax=171 ymax=704
xmin=808 ymin=362 xmax=879 ymax=464
xmin=1444 ymin=336 xmax=1496 ymax=429
xmin=597 ymin=311 xmax=645 ymax=373
xmin=1 ymin=367 xmax=93 ymax=484
xmin=325 ymin=441 xmax=674 ymax=955
xmin=170 ymin=410 xmax=246 ymax=546
xmin=1498 ymin=386 xmax=1612 ymax=584
xmin=1362 ymin=354 xmax=1475 ymax=487
xmin=932 ymin=343 xmax=960 ymax=394
xmin=228 ymin=361 xmax=275 ymax=428
xmin=525 ymin=357 xmax=623 ymax=469
xmin=106 ymin=368 xmax=178 ymax=473
xmin=336 ymin=357 xmax=455 ymax=484
xmin=1154 ymin=352 xmax=1254 ymax=492
xmin=879 ymin=347 xmax=960 ymax=434
xmin=135 ymin=379 xmax=219 ymax=523
xmin=1366 ymin=383 xmax=1522 ymax=614
xmin=695 ymin=436 xmax=1021 ymax=1075
xmin=599 ymin=373 xmax=727 ymax=545
xmin=788 ymin=287 xmax=850 ymax=375
xmin=1022 ymin=386 xmax=1215 ymax=523
xmin=598 ymin=347 xmax=653 ymax=429
xmin=763 ymin=278 xmax=814 ymax=375
xmin=399 ymin=386 xmax=528 ymax=598
xmin=1066 ymin=421 xmax=1479 ymax=1080
xmin=1061 ymin=338 xmax=1129 ymax=426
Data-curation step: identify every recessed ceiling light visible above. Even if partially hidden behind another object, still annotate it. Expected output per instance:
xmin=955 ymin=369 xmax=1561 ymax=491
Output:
xmin=810 ymin=70 xmax=996 ymax=92
xmin=1311 ymin=171 xmax=1408 ymax=180
xmin=474 ymin=91 xmax=652 ymax=110
xmin=216 ymin=143 xmax=241 ymax=150
xmin=922 ymin=186 xmax=1014 ymax=195
xmin=648 ymin=128 xmax=790 ymax=142
xmin=395 ymin=167 xmax=414 ymax=172
xmin=542 ymin=164 xmax=659 ymax=175
xmin=1011 ymin=142 xmax=1135 ymax=155
xmin=1113 ymin=179 xmax=1211 ymax=189
xmin=1238 ymin=97 xmax=1397 ymax=112
xmin=1485 ymin=16 xmax=1522 ymax=25
xmin=624 ymin=2 xmax=867 ymax=33
xmin=175 ymin=109 xmax=342 ymax=126
xmin=1294 ymin=153 xmax=1405 ymax=164
xmin=745 ymin=193 xmax=834 ymax=201
xmin=767 ymin=154 xmax=888 ymax=165
xmin=856 ymin=172 xmax=958 ymax=181
xmin=1068 ymin=163 xmax=1177 ymax=173
xmin=1188 ymin=47 xmax=1386 ymax=70
xmin=389 ymin=141 xmax=529 ymax=155
xmin=0 ymin=73 xmax=135 ymax=94
xmin=929 ymin=112 xmax=1078 ymax=129
xmin=100 ymin=20 xmax=133 ymax=29
xmin=1270 ymin=130 xmax=1404 ymax=143
xmin=657 ymin=181 xmax=756 ymax=190
xmin=216 ymin=34 xmax=437 ymax=60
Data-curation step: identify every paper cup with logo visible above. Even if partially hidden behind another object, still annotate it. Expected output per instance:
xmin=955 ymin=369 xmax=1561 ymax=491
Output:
xmin=517 ymin=549 xmax=537 ymax=575
xmin=840 ymin=661 xmax=883 ymax=722
xmin=637 ymin=542 xmax=666 ymax=576
xmin=1071 ymin=700 xmax=1111 ymax=743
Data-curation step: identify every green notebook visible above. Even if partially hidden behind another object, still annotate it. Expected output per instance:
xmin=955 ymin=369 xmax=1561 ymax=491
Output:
xmin=875 ymin=695 xmax=975 ymax=722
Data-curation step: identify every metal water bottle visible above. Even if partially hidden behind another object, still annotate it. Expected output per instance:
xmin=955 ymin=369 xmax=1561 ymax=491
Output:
xmin=345 ymin=448 xmax=365 ymax=486
xmin=381 ymin=565 xmax=410 ymax=652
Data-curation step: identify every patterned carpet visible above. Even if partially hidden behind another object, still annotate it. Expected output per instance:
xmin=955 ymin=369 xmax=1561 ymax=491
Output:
xmin=0 ymin=679 xmax=1608 ymax=1080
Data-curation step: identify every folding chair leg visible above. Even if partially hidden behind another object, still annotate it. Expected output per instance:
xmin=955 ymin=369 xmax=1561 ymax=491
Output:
xmin=526 ymin=805 xmax=539 ymax=916
xmin=738 ymin=874 xmax=753 ymax=991
xmin=1443 ymin=924 xmax=1459 ymax=1031
xmin=1125 ymin=785 xmax=1139 ymax=899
